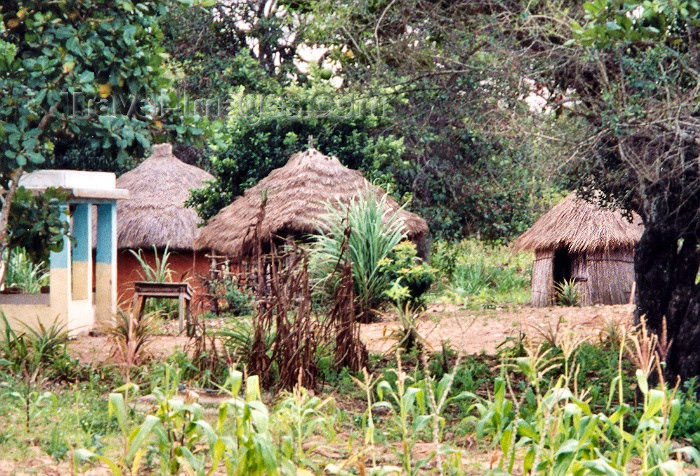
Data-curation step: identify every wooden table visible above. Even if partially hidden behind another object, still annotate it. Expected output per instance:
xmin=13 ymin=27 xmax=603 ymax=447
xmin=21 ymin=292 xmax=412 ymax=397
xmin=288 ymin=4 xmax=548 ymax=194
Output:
xmin=132 ymin=281 xmax=194 ymax=333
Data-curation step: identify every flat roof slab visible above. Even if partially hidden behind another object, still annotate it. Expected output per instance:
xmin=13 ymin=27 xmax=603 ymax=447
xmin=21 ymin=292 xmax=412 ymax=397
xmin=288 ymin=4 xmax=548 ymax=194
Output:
xmin=19 ymin=170 xmax=128 ymax=200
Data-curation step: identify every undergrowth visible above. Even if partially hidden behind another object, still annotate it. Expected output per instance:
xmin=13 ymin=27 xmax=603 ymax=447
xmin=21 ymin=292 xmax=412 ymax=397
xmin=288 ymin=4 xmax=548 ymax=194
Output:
xmin=431 ymin=239 xmax=532 ymax=309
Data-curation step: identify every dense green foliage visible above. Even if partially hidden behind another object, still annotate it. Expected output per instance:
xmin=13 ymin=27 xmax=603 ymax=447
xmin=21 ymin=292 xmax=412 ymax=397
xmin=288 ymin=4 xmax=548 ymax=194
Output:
xmin=187 ymin=81 xmax=406 ymax=220
xmin=381 ymin=241 xmax=435 ymax=308
xmin=7 ymin=187 xmax=70 ymax=264
xmin=0 ymin=0 xmax=201 ymax=175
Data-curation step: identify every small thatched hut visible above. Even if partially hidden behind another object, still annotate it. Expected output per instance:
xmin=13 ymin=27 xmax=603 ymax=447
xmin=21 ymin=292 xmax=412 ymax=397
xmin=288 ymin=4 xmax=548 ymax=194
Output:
xmin=513 ymin=193 xmax=644 ymax=306
xmin=114 ymin=143 xmax=214 ymax=304
xmin=195 ymin=147 xmax=429 ymax=259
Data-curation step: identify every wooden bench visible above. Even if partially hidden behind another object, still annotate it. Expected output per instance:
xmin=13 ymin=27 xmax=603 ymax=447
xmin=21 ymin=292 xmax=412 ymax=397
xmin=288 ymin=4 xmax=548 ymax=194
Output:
xmin=132 ymin=281 xmax=194 ymax=333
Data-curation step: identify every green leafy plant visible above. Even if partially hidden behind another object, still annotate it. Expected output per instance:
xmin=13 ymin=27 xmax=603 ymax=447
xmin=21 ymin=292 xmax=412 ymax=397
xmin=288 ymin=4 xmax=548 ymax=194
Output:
xmin=554 ymin=278 xmax=580 ymax=306
xmin=436 ymin=239 xmax=531 ymax=308
xmin=208 ymin=276 xmax=253 ymax=316
xmin=102 ymin=309 xmax=158 ymax=384
xmin=0 ymin=313 xmax=72 ymax=380
xmin=461 ymin=337 xmax=700 ymax=475
xmin=376 ymin=358 xmax=428 ymax=475
xmin=2 ymin=247 xmax=48 ymax=293
xmin=274 ymin=386 xmax=336 ymax=470
xmin=311 ymin=190 xmax=407 ymax=321
xmin=6 ymin=382 xmax=57 ymax=431
xmin=77 ymin=369 xmax=297 ymax=476
xmin=130 ymin=245 xmax=174 ymax=283
xmin=380 ymin=241 xmax=435 ymax=308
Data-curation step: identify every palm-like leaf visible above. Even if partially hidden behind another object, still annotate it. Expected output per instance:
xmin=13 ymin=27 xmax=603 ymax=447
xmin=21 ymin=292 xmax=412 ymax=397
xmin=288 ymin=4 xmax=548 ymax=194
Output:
xmin=311 ymin=189 xmax=407 ymax=319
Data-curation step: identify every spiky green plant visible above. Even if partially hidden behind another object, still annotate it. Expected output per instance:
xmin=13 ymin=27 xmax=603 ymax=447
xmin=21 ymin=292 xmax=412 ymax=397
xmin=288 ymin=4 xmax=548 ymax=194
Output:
xmin=310 ymin=190 xmax=407 ymax=320
xmin=129 ymin=244 xmax=174 ymax=283
xmin=129 ymin=245 xmax=176 ymax=316
xmin=3 ymin=248 xmax=48 ymax=293
xmin=554 ymin=278 xmax=580 ymax=306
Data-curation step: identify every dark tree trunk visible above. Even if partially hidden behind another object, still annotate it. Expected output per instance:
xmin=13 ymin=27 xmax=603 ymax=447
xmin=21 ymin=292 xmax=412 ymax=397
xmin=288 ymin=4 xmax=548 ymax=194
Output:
xmin=635 ymin=206 xmax=700 ymax=383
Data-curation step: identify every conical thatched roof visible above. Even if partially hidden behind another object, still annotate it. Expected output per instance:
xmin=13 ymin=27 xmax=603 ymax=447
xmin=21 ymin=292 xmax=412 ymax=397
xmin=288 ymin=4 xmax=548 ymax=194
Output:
xmin=513 ymin=193 xmax=643 ymax=254
xmin=116 ymin=143 xmax=214 ymax=250
xmin=195 ymin=147 xmax=429 ymax=257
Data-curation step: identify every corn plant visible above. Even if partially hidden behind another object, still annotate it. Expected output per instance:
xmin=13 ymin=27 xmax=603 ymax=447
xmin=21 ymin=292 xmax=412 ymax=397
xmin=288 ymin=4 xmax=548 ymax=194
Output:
xmin=461 ymin=339 xmax=700 ymax=475
xmin=77 ymin=369 xmax=297 ymax=476
xmin=376 ymin=358 xmax=430 ymax=475
xmin=6 ymin=382 xmax=56 ymax=431
xmin=274 ymin=386 xmax=336 ymax=470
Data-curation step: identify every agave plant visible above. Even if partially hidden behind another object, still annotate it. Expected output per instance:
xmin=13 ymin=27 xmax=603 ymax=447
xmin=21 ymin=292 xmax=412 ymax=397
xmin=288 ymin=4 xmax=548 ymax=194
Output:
xmin=310 ymin=190 xmax=407 ymax=321
xmin=554 ymin=278 xmax=580 ymax=306
xmin=129 ymin=244 xmax=174 ymax=283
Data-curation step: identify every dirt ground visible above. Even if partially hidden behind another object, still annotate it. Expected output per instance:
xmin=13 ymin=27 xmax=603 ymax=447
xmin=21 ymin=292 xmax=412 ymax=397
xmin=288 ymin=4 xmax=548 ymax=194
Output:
xmin=67 ymin=303 xmax=635 ymax=366
xmin=362 ymin=303 xmax=635 ymax=355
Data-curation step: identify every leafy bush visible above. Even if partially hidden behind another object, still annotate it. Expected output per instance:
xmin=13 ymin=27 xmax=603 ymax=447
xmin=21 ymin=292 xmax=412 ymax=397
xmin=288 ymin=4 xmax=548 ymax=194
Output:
xmin=674 ymin=378 xmax=700 ymax=449
xmin=187 ymin=80 xmax=406 ymax=222
xmin=310 ymin=191 xmax=407 ymax=320
xmin=207 ymin=276 xmax=253 ymax=316
xmin=380 ymin=241 xmax=435 ymax=308
xmin=8 ymin=187 xmax=71 ymax=265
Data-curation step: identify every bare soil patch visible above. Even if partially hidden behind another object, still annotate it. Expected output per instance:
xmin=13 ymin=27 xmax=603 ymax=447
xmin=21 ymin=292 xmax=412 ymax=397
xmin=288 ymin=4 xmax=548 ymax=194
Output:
xmin=67 ymin=304 xmax=635 ymax=367
xmin=361 ymin=303 xmax=635 ymax=355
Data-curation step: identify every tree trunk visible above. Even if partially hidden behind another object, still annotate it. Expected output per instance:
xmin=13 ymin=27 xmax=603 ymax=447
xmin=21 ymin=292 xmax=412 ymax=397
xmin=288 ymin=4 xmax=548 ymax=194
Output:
xmin=0 ymin=168 xmax=23 ymax=288
xmin=635 ymin=213 xmax=700 ymax=383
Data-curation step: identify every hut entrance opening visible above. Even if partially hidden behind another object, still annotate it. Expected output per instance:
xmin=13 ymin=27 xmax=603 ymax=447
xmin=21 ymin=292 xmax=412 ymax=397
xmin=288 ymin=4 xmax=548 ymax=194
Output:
xmin=553 ymin=248 xmax=572 ymax=285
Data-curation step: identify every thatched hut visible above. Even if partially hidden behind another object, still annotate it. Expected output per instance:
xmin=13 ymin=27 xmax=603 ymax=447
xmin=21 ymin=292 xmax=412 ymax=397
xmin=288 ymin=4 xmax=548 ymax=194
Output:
xmin=513 ymin=193 xmax=643 ymax=306
xmin=195 ymin=147 xmax=429 ymax=259
xmin=114 ymin=143 xmax=214 ymax=304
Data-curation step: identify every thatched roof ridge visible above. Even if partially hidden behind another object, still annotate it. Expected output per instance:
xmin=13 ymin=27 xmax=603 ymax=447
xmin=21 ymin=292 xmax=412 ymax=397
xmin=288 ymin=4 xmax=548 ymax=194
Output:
xmin=195 ymin=147 xmax=429 ymax=257
xmin=512 ymin=193 xmax=643 ymax=254
xmin=116 ymin=143 xmax=214 ymax=250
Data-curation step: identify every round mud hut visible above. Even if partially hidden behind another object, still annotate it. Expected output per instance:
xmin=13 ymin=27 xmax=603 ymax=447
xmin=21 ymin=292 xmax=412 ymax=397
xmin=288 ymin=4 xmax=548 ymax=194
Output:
xmin=195 ymin=147 xmax=429 ymax=259
xmin=114 ymin=143 xmax=214 ymax=305
xmin=513 ymin=193 xmax=644 ymax=306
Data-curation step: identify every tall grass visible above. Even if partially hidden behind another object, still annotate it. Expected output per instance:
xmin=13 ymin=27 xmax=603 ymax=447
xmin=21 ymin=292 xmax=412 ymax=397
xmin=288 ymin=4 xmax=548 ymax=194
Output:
xmin=432 ymin=239 xmax=532 ymax=308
